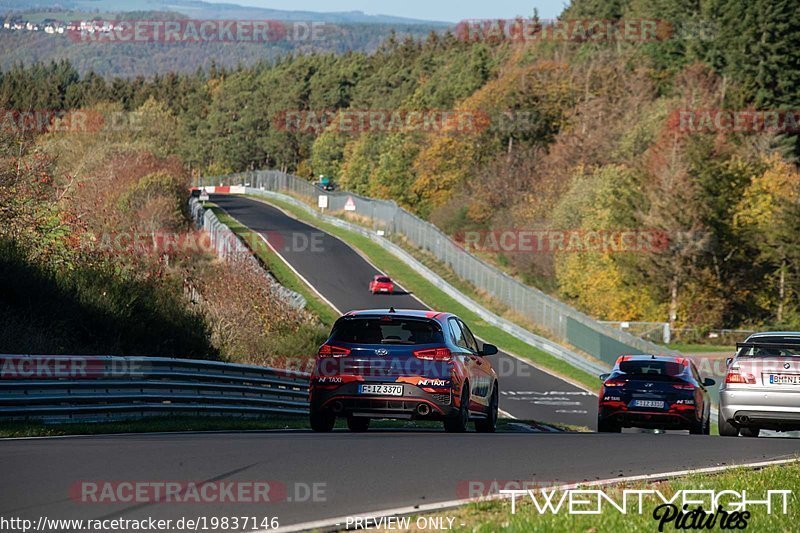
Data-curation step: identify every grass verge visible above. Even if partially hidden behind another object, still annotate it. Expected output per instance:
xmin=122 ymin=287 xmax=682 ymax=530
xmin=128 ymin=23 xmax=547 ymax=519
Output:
xmin=246 ymin=195 xmax=599 ymax=392
xmin=382 ymin=461 xmax=800 ymax=532
xmin=665 ymin=343 xmax=736 ymax=353
xmin=1 ymin=417 xmax=583 ymax=438
xmin=0 ymin=416 xmax=310 ymax=438
xmin=207 ymin=204 xmax=339 ymax=327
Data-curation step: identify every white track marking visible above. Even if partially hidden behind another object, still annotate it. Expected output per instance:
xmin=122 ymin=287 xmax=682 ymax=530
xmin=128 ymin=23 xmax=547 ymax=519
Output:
xmin=253 ymin=232 xmax=342 ymax=315
xmin=274 ymin=456 xmax=800 ymax=532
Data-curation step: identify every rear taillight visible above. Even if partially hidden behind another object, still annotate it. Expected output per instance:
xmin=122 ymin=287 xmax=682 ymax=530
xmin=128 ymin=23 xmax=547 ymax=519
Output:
xmin=413 ymin=347 xmax=452 ymax=361
xmin=318 ymin=344 xmax=351 ymax=358
xmin=604 ymin=379 xmax=627 ymax=387
xmin=672 ymin=383 xmax=696 ymax=390
xmin=725 ymin=369 xmax=755 ymax=384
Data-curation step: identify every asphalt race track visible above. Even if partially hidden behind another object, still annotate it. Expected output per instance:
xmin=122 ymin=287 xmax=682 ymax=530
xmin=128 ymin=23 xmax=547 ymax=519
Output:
xmin=1 ymin=432 xmax=798 ymax=529
xmin=5 ymin=194 xmax=799 ymax=532
xmin=210 ymin=194 xmax=597 ymax=428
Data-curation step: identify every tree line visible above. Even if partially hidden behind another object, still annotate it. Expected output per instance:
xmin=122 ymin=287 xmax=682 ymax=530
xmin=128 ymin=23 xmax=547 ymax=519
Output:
xmin=2 ymin=0 xmax=799 ymax=331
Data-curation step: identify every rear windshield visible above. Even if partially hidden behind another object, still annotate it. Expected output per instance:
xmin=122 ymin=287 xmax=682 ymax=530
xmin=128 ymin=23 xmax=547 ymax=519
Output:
xmin=737 ymin=342 xmax=800 ymax=357
xmin=618 ymin=360 xmax=685 ymax=377
xmin=331 ymin=317 xmax=443 ymax=345
xmin=376 ymin=277 xmax=392 ymax=283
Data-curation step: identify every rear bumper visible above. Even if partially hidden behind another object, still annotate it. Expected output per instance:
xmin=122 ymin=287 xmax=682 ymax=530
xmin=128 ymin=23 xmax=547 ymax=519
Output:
xmin=311 ymin=382 xmax=455 ymax=420
xmin=720 ymin=388 xmax=800 ymax=430
xmin=599 ymin=405 xmax=698 ymax=429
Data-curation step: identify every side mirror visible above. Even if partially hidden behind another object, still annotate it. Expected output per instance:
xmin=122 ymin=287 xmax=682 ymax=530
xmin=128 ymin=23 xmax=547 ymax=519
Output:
xmin=481 ymin=344 xmax=498 ymax=356
xmin=725 ymin=357 xmax=733 ymax=367
xmin=703 ymin=378 xmax=716 ymax=387
xmin=600 ymin=373 xmax=610 ymax=381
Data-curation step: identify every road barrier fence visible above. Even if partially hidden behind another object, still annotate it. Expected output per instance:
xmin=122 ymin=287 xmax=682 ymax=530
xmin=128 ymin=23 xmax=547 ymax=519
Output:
xmin=0 ymin=355 xmax=310 ymax=423
xmin=189 ymin=196 xmax=306 ymax=310
xmin=198 ymin=171 xmax=681 ymax=367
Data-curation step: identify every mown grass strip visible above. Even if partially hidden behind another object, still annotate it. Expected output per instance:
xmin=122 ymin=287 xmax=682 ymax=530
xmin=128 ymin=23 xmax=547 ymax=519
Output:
xmin=1 ymin=417 xmax=585 ymax=438
xmin=208 ymin=205 xmax=339 ymax=327
xmin=0 ymin=416 xmax=309 ymax=438
xmin=395 ymin=461 xmax=800 ymax=532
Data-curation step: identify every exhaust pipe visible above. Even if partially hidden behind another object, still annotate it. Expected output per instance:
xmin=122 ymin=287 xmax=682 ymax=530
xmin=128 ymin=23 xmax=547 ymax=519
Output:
xmin=736 ymin=415 xmax=749 ymax=424
xmin=416 ymin=403 xmax=431 ymax=416
xmin=332 ymin=401 xmax=344 ymax=414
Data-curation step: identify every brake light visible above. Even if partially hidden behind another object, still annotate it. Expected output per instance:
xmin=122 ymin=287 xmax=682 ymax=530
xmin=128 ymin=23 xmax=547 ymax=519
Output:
xmin=604 ymin=379 xmax=627 ymax=387
xmin=318 ymin=344 xmax=351 ymax=358
xmin=672 ymin=383 xmax=696 ymax=390
xmin=413 ymin=347 xmax=452 ymax=361
xmin=725 ymin=369 xmax=755 ymax=384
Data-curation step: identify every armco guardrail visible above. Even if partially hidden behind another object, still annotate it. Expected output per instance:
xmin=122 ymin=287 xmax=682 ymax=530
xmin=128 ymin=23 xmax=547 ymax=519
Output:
xmin=198 ymin=171 xmax=681 ymax=367
xmin=0 ymin=355 xmax=310 ymax=423
xmin=189 ymin=196 xmax=306 ymax=310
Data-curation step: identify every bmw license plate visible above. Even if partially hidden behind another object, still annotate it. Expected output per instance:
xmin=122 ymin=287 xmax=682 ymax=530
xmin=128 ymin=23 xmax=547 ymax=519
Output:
xmin=632 ymin=399 xmax=665 ymax=409
xmin=359 ymin=384 xmax=403 ymax=396
xmin=769 ymin=374 xmax=800 ymax=385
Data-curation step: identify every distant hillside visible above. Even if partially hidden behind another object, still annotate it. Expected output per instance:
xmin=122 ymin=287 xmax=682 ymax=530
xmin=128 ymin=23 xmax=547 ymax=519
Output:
xmin=0 ymin=1 xmax=449 ymax=77
xmin=0 ymin=26 xmax=442 ymax=77
xmin=0 ymin=0 xmax=451 ymax=25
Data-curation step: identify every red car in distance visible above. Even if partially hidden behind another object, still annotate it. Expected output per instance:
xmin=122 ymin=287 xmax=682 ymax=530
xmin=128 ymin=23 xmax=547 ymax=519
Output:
xmin=369 ymin=275 xmax=395 ymax=295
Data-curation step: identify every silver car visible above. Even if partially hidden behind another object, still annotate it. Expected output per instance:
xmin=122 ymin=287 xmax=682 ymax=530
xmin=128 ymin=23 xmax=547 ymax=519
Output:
xmin=719 ymin=332 xmax=800 ymax=437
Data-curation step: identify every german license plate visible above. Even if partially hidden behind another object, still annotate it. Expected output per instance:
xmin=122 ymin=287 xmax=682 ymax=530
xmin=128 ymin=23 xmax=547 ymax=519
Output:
xmin=633 ymin=399 xmax=665 ymax=409
xmin=768 ymin=374 xmax=800 ymax=385
xmin=359 ymin=384 xmax=403 ymax=396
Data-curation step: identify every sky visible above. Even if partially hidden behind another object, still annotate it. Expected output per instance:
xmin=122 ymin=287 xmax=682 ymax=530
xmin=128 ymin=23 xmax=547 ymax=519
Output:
xmin=235 ymin=1 xmax=568 ymax=23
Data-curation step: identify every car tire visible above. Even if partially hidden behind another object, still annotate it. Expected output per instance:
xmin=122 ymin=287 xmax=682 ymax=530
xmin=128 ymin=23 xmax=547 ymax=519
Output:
xmin=689 ymin=415 xmax=706 ymax=435
xmin=717 ymin=410 xmax=739 ymax=437
xmin=740 ymin=427 xmax=760 ymax=438
xmin=475 ymin=387 xmax=498 ymax=433
xmin=347 ymin=416 xmax=370 ymax=433
xmin=444 ymin=386 xmax=470 ymax=433
xmin=703 ymin=416 xmax=711 ymax=435
xmin=597 ymin=419 xmax=621 ymax=433
xmin=310 ymin=408 xmax=336 ymax=432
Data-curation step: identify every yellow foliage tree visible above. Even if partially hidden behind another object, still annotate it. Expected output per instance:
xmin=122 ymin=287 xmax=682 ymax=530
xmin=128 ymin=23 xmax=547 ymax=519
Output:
xmin=733 ymin=153 xmax=800 ymax=323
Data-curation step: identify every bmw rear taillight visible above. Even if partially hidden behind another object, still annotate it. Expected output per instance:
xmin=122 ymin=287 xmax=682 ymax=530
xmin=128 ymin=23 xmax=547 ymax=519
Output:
xmin=413 ymin=347 xmax=452 ymax=361
xmin=672 ymin=383 xmax=696 ymax=390
xmin=318 ymin=345 xmax=351 ymax=358
xmin=725 ymin=369 xmax=755 ymax=384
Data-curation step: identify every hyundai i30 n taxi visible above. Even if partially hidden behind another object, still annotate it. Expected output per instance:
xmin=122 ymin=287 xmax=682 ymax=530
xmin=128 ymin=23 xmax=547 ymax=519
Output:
xmin=309 ymin=309 xmax=499 ymax=433
xmin=598 ymin=355 xmax=714 ymax=434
